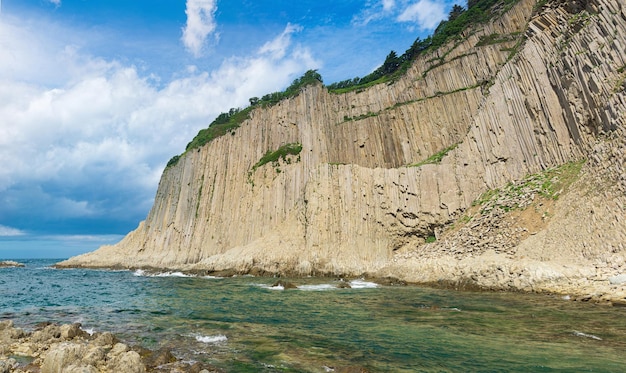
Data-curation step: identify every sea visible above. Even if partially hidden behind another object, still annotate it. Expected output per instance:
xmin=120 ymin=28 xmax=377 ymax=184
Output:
xmin=1 ymin=259 xmax=625 ymax=372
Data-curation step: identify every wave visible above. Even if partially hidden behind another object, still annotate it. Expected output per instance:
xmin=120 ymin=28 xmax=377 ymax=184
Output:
xmin=349 ymin=279 xmax=379 ymax=289
xmin=133 ymin=269 xmax=191 ymax=278
xmin=132 ymin=269 xmax=223 ymax=279
xmin=81 ymin=326 xmax=96 ymax=336
xmin=573 ymin=331 xmax=602 ymax=340
xmin=254 ymin=279 xmax=380 ymax=291
xmin=194 ymin=334 xmax=228 ymax=344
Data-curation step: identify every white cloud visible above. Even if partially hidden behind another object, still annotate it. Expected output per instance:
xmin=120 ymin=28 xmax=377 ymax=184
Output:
xmin=383 ymin=0 xmax=396 ymax=11
xmin=353 ymin=0 xmax=448 ymax=30
xmin=0 ymin=16 xmax=319 ymax=230
xmin=48 ymin=0 xmax=61 ymax=6
xmin=259 ymin=23 xmax=303 ymax=60
xmin=397 ymin=0 xmax=447 ymax=30
xmin=181 ymin=0 xmax=218 ymax=57
xmin=353 ymin=0 xmax=398 ymax=25
xmin=0 ymin=225 xmax=25 ymax=236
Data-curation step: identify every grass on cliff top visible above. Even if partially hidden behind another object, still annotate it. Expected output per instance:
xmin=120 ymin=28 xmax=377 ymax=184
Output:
xmin=327 ymin=0 xmax=522 ymax=94
xmin=166 ymin=71 xmax=321 ymax=168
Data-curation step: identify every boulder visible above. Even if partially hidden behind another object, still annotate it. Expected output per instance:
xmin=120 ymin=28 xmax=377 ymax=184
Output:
xmin=0 ymin=358 xmax=18 ymax=373
xmin=41 ymin=342 xmax=87 ymax=373
xmin=60 ymin=323 xmax=88 ymax=340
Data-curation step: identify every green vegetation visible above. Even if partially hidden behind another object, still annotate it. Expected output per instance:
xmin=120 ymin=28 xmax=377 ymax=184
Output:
xmin=251 ymin=143 xmax=303 ymax=173
xmin=255 ymin=70 xmax=323 ymax=107
xmin=184 ymin=107 xmax=253 ymax=154
xmin=475 ymin=32 xmax=520 ymax=47
xmin=166 ymin=155 xmax=181 ymax=168
xmin=165 ymin=71 xmax=320 ymax=168
xmin=327 ymin=0 xmax=522 ymax=93
xmin=472 ymin=160 xmax=585 ymax=213
xmin=408 ymin=144 xmax=458 ymax=167
xmin=425 ymin=235 xmax=437 ymax=243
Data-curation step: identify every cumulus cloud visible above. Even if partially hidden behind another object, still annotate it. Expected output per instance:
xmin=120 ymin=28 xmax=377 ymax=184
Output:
xmin=397 ymin=0 xmax=447 ymax=30
xmin=0 ymin=16 xmax=318 ymax=235
xmin=353 ymin=0 xmax=448 ymax=29
xmin=181 ymin=0 xmax=218 ymax=57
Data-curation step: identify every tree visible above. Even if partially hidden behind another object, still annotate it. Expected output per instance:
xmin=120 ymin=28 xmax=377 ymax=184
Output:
xmin=467 ymin=0 xmax=480 ymax=9
xmin=449 ymin=4 xmax=465 ymax=21
xmin=381 ymin=51 xmax=401 ymax=75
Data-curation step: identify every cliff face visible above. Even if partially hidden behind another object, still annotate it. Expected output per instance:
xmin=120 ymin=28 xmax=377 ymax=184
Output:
xmin=60 ymin=0 xmax=626 ymax=299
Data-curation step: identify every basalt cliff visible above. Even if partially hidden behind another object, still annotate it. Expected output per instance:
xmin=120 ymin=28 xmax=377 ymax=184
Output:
xmin=60 ymin=0 xmax=626 ymax=303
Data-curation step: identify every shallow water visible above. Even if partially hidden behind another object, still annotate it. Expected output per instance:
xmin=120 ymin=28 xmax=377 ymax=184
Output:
xmin=1 ymin=259 xmax=625 ymax=372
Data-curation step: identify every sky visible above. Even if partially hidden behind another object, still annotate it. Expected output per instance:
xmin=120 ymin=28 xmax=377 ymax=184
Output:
xmin=0 ymin=0 xmax=461 ymax=259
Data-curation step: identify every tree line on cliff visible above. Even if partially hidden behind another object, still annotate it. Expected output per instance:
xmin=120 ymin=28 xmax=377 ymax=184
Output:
xmin=167 ymin=0 xmax=521 ymax=168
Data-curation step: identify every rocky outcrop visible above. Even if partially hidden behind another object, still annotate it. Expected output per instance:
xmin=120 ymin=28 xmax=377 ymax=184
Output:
xmin=0 ymin=261 xmax=25 ymax=268
xmin=0 ymin=320 xmax=220 ymax=373
xmin=59 ymin=0 xmax=626 ymax=301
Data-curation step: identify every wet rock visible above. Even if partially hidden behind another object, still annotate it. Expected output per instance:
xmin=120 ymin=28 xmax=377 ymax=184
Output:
xmin=60 ymin=323 xmax=88 ymax=340
xmin=336 ymin=280 xmax=351 ymax=289
xmin=272 ymin=280 xmax=297 ymax=289
xmin=142 ymin=347 xmax=177 ymax=368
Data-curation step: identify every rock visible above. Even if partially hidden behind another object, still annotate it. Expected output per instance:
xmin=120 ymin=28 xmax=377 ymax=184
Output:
xmin=40 ymin=342 xmax=88 ymax=373
xmin=55 ymin=0 xmax=626 ymax=305
xmin=31 ymin=324 xmax=61 ymax=343
xmin=63 ymin=364 xmax=99 ymax=373
xmin=0 ymin=261 xmax=25 ymax=268
xmin=0 ymin=320 xmax=13 ymax=331
xmin=0 ymin=358 xmax=18 ymax=373
xmin=60 ymin=323 xmax=88 ymax=340
xmin=608 ymin=274 xmax=626 ymax=285
xmin=336 ymin=280 xmax=351 ymax=289
xmin=142 ymin=347 xmax=177 ymax=368
xmin=92 ymin=332 xmax=117 ymax=347
xmin=272 ymin=280 xmax=297 ymax=289
xmin=106 ymin=350 xmax=145 ymax=373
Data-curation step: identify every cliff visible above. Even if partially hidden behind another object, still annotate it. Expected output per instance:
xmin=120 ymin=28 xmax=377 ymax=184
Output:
xmin=59 ymin=0 xmax=626 ymax=302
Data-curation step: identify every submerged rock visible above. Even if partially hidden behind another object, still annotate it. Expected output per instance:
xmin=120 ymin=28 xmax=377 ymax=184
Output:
xmin=272 ymin=280 xmax=297 ymax=289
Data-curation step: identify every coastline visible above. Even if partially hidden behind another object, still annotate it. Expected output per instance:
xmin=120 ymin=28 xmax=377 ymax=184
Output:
xmin=0 ymin=320 xmax=221 ymax=373
xmin=53 ymin=259 xmax=626 ymax=307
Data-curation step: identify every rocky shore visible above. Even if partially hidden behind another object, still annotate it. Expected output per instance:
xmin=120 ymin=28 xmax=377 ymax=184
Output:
xmin=0 ymin=262 xmax=25 ymax=269
xmin=0 ymin=320 xmax=221 ymax=373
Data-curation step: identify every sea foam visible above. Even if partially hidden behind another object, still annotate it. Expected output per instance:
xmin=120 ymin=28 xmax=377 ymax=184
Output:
xmin=195 ymin=334 xmax=228 ymax=344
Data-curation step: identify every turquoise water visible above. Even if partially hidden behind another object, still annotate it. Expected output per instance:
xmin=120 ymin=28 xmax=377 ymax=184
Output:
xmin=1 ymin=259 xmax=625 ymax=372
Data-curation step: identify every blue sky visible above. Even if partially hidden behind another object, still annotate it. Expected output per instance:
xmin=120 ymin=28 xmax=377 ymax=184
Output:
xmin=0 ymin=0 xmax=460 ymax=258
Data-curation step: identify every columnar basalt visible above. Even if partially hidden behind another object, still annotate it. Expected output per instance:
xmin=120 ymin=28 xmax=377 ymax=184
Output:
xmin=59 ymin=0 xmax=626 ymax=302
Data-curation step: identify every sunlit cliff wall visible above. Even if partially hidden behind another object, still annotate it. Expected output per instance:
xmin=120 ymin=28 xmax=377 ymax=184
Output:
xmin=61 ymin=0 xmax=626 ymax=282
